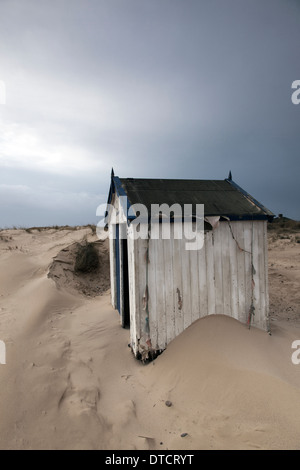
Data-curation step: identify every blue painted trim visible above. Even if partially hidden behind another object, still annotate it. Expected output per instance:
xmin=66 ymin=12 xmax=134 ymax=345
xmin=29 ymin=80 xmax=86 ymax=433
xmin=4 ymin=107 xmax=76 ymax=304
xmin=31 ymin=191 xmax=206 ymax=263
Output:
xmin=105 ymin=175 xmax=132 ymax=221
xmin=126 ymin=214 xmax=270 ymax=223
xmin=105 ymin=175 xmax=115 ymax=217
xmin=106 ymin=185 xmax=113 ymax=206
xmin=218 ymin=214 xmax=269 ymax=221
xmin=113 ymin=176 xmax=127 ymax=197
xmin=112 ymin=176 xmax=134 ymax=220
xmin=106 ymin=175 xmax=126 ymax=206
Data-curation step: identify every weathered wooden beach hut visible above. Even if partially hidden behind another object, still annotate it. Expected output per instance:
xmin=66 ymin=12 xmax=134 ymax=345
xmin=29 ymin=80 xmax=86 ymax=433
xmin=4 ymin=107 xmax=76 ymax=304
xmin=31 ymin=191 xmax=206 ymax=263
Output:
xmin=106 ymin=170 xmax=274 ymax=360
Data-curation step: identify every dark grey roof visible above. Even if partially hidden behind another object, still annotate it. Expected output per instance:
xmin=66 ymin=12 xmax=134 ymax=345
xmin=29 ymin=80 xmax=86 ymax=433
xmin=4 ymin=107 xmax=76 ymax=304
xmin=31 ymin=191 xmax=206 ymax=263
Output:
xmin=112 ymin=177 xmax=274 ymax=220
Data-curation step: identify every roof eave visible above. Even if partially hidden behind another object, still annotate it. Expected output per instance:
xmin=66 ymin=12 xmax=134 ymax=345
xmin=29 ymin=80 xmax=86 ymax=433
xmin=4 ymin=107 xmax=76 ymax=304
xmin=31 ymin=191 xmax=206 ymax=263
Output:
xmin=225 ymin=178 xmax=275 ymax=219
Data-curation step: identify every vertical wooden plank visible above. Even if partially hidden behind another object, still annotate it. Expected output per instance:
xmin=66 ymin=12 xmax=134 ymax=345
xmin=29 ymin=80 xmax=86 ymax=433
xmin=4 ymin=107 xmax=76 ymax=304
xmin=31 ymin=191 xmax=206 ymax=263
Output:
xmin=263 ymin=220 xmax=270 ymax=331
xmin=127 ymin=224 xmax=138 ymax=355
xmin=235 ymin=221 xmax=246 ymax=323
xmin=260 ymin=221 xmax=267 ymax=329
xmin=164 ymin=232 xmax=175 ymax=344
xmin=243 ymin=221 xmax=252 ymax=325
xmin=190 ymin=244 xmax=200 ymax=324
xmin=155 ymin=237 xmax=167 ymax=350
xmin=198 ymin=230 xmax=208 ymax=318
xmin=173 ymin=228 xmax=184 ymax=337
xmin=148 ymin=237 xmax=158 ymax=350
xmin=213 ymin=224 xmax=223 ymax=315
xmin=137 ymin=234 xmax=148 ymax=341
xmin=119 ymin=224 xmax=125 ymax=323
xmin=228 ymin=221 xmax=239 ymax=320
xmin=109 ymin=224 xmax=116 ymax=309
xmin=256 ymin=221 xmax=266 ymax=329
xmin=252 ymin=221 xmax=262 ymax=328
xmin=182 ymin=235 xmax=192 ymax=330
xmin=205 ymin=230 xmax=216 ymax=315
xmin=221 ymin=222 xmax=231 ymax=316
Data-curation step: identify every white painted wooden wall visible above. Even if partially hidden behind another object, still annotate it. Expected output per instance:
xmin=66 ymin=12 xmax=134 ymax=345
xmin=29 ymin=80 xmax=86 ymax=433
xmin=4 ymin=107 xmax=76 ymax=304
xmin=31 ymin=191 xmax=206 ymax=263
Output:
xmin=127 ymin=220 xmax=269 ymax=358
xmin=109 ymin=224 xmax=116 ymax=310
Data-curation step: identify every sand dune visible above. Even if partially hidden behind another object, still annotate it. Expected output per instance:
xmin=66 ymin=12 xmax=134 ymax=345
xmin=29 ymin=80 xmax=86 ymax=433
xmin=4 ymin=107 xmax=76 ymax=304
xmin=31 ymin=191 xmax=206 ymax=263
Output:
xmin=142 ymin=315 xmax=300 ymax=449
xmin=0 ymin=227 xmax=299 ymax=449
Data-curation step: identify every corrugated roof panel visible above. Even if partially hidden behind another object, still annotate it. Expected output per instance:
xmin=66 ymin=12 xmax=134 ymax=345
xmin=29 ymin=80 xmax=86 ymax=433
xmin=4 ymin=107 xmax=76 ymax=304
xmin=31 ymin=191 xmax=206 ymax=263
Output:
xmin=116 ymin=177 xmax=274 ymax=219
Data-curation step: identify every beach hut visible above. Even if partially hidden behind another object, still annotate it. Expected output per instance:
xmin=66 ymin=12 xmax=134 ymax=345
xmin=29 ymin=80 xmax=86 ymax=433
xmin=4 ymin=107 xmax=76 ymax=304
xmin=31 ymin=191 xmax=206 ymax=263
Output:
xmin=106 ymin=170 xmax=274 ymax=360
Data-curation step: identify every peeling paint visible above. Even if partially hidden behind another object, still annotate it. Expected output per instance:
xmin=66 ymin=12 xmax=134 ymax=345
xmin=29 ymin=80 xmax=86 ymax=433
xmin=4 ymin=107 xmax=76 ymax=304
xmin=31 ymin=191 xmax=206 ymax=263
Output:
xmin=142 ymin=285 xmax=149 ymax=310
xmin=205 ymin=216 xmax=220 ymax=230
xmin=136 ymin=337 xmax=162 ymax=363
xmin=144 ymin=248 xmax=150 ymax=264
xmin=176 ymin=287 xmax=183 ymax=310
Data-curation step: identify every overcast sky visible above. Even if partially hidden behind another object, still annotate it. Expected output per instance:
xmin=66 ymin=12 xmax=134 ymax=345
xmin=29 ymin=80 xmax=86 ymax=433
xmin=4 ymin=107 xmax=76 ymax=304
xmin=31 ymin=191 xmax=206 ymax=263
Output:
xmin=0 ymin=0 xmax=299 ymax=227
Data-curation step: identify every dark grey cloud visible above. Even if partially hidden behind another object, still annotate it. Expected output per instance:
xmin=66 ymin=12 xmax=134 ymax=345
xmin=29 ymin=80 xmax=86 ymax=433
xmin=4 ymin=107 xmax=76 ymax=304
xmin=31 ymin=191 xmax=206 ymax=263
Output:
xmin=0 ymin=0 xmax=299 ymax=227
